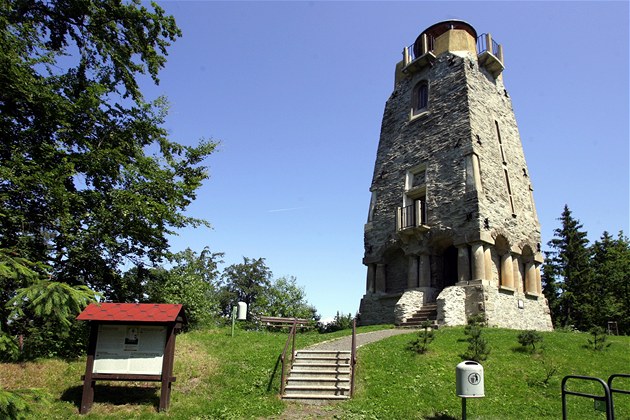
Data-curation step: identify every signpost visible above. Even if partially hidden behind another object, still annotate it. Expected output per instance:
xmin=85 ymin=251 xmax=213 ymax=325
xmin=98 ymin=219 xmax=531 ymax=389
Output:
xmin=77 ymin=303 xmax=186 ymax=414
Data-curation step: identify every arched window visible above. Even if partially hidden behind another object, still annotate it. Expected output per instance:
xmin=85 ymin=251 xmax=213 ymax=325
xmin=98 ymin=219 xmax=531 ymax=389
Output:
xmin=412 ymin=81 xmax=429 ymax=115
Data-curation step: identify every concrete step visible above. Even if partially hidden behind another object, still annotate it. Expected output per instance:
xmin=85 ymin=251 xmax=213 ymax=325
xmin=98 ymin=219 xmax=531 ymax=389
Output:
xmin=284 ymin=384 xmax=350 ymax=396
xmin=282 ymin=393 xmax=350 ymax=401
xmin=289 ymin=369 xmax=351 ymax=377
xmin=283 ymin=349 xmax=354 ymax=401
xmin=293 ymin=357 xmax=350 ymax=365
xmin=287 ymin=376 xmax=350 ymax=387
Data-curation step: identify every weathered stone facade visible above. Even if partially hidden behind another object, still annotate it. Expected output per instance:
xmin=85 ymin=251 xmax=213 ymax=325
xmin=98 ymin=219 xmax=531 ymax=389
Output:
xmin=358 ymin=21 xmax=553 ymax=331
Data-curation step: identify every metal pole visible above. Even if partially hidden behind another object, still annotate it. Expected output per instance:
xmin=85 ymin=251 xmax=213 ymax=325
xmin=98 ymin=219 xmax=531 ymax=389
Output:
xmin=231 ymin=306 xmax=237 ymax=337
xmin=462 ymin=397 xmax=466 ymax=420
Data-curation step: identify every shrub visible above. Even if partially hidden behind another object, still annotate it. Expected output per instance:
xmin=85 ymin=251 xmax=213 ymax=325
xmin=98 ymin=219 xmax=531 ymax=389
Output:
xmin=586 ymin=326 xmax=611 ymax=351
xmin=408 ymin=320 xmax=435 ymax=354
xmin=517 ymin=330 xmax=544 ymax=353
xmin=319 ymin=311 xmax=353 ymax=333
xmin=462 ymin=314 xmax=490 ymax=362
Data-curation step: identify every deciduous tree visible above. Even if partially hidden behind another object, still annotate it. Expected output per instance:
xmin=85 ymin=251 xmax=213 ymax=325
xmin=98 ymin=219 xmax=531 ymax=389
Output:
xmin=261 ymin=276 xmax=319 ymax=321
xmin=218 ymin=257 xmax=272 ymax=320
xmin=0 ymin=0 xmax=216 ymax=354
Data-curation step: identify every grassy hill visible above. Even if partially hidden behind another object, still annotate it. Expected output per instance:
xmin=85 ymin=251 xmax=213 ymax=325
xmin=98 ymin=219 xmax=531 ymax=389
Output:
xmin=1 ymin=326 xmax=628 ymax=419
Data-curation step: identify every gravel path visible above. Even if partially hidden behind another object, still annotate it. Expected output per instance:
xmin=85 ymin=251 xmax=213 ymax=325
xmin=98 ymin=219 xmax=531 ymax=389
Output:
xmin=304 ymin=328 xmax=417 ymax=352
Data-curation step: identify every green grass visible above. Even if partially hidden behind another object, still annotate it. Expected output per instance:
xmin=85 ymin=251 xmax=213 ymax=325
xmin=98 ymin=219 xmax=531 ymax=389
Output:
xmin=344 ymin=327 xmax=630 ymax=419
xmin=1 ymin=325 xmax=628 ymax=419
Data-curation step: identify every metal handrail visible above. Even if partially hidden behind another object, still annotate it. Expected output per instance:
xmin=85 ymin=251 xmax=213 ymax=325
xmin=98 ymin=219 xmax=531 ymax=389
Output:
xmin=608 ymin=374 xmax=630 ymax=418
xmin=350 ymin=317 xmax=357 ymax=397
xmin=476 ymin=33 xmax=501 ymax=57
xmin=561 ymin=375 xmax=613 ymax=420
xmin=279 ymin=319 xmax=298 ymax=395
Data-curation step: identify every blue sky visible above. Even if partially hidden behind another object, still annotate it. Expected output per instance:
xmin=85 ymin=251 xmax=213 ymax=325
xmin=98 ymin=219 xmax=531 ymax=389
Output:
xmin=142 ymin=1 xmax=629 ymax=320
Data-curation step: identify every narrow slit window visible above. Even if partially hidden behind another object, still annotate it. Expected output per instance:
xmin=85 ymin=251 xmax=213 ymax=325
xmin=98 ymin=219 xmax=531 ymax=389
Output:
xmin=504 ymin=168 xmax=515 ymax=215
xmin=412 ymin=81 xmax=429 ymax=115
xmin=495 ymin=120 xmax=506 ymax=164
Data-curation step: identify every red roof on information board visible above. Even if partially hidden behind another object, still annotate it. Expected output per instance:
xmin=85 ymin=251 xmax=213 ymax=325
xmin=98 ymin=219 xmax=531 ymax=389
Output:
xmin=77 ymin=303 xmax=184 ymax=323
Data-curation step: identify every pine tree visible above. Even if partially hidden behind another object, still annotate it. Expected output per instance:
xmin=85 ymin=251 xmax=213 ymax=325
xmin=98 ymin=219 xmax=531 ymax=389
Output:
xmin=590 ymin=231 xmax=630 ymax=334
xmin=544 ymin=205 xmax=592 ymax=330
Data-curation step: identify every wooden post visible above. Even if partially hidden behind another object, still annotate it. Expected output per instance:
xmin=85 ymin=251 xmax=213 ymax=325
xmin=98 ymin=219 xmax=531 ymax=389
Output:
xmin=80 ymin=323 xmax=99 ymax=414
xmin=159 ymin=324 xmax=177 ymax=411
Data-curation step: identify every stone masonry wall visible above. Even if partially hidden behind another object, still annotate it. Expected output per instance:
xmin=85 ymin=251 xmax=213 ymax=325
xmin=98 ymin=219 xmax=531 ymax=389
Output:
xmin=394 ymin=289 xmax=425 ymax=324
xmin=358 ymin=294 xmax=399 ymax=325
xmin=484 ymin=287 xmax=553 ymax=331
xmin=364 ymin=53 xmax=480 ymax=263
xmin=436 ymin=284 xmax=553 ymax=331
xmin=465 ymin=56 xmax=541 ymax=249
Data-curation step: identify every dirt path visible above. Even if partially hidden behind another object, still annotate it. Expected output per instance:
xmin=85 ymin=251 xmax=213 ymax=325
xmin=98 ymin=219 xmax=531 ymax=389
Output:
xmin=305 ymin=328 xmax=417 ymax=352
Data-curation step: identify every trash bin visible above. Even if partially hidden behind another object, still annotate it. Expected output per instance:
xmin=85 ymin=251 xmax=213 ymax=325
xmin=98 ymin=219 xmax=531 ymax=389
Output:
xmin=456 ymin=361 xmax=484 ymax=398
xmin=237 ymin=302 xmax=247 ymax=320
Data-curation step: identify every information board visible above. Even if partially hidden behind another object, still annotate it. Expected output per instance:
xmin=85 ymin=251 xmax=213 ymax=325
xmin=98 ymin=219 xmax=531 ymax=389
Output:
xmin=93 ymin=325 xmax=167 ymax=375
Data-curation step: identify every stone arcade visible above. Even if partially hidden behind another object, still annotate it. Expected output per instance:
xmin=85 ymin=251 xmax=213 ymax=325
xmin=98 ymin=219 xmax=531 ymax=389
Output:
xmin=358 ymin=21 xmax=553 ymax=331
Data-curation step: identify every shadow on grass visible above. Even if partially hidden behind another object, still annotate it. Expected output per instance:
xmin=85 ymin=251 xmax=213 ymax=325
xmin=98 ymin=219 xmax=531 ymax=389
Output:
xmin=266 ymin=354 xmax=282 ymax=393
xmin=424 ymin=413 xmax=458 ymax=420
xmin=61 ymin=384 xmax=160 ymax=410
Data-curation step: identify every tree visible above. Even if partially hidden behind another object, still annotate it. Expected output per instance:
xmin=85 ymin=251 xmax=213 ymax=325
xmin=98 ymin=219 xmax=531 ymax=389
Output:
xmin=218 ymin=257 xmax=272 ymax=320
xmin=0 ymin=1 xmax=217 ymax=336
xmin=590 ymin=231 xmax=630 ymax=334
xmin=517 ymin=330 xmax=543 ymax=353
xmin=261 ymin=276 xmax=319 ymax=321
xmin=0 ymin=249 xmax=97 ymax=359
xmin=543 ymin=205 xmax=592 ymax=329
xmin=462 ymin=314 xmax=490 ymax=362
xmin=145 ymin=247 xmax=223 ymax=329
xmin=319 ymin=311 xmax=354 ymax=333
xmin=541 ymin=260 xmax=561 ymax=324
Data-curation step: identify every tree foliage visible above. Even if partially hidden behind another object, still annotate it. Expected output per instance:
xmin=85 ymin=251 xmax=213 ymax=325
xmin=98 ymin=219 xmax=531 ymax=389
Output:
xmin=0 ymin=0 xmax=216 ymax=292
xmin=590 ymin=231 xmax=630 ymax=334
xmin=0 ymin=0 xmax=218 ymax=357
xmin=543 ymin=205 xmax=592 ymax=329
xmin=261 ymin=276 xmax=319 ymax=321
xmin=462 ymin=314 xmax=490 ymax=362
xmin=218 ymin=257 xmax=272 ymax=320
xmin=319 ymin=311 xmax=354 ymax=333
xmin=542 ymin=206 xmax=630 ymax=333
xmin=217 ymin=258 xmax=319 ymax=326
xmin=516 ymin=330 xmax=543 ymax=353
xmin=145 ymin=247 xmax=224 ymax=329
xmin=408 ymin=320 xmax=435 ymax=354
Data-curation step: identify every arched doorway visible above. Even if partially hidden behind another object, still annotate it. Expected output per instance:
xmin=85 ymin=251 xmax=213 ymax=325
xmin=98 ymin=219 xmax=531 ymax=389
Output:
xmin=442 ymin=245 xmax=458 ymax=288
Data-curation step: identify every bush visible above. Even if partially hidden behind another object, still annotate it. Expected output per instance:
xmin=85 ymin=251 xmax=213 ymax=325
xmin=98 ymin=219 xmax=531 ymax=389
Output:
xmin=319 ymin=312 xmax=353 ymax=333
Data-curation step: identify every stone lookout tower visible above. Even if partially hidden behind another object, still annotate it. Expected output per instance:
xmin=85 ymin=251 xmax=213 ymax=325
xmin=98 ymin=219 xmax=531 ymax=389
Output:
xmin=359 ymin=21 xmax=552 ymax=331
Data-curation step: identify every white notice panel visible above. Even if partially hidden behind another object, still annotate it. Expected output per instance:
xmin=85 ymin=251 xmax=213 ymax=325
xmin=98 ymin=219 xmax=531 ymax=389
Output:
xmin=93 ymin=325 xmax=167 ymax=375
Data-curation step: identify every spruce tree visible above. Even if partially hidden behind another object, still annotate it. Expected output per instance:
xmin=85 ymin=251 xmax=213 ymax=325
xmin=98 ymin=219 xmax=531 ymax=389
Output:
xmin=544 ymin=205 xmax=592 ymax=330
xmin=590 ymin=231 xmax=630 ymax=334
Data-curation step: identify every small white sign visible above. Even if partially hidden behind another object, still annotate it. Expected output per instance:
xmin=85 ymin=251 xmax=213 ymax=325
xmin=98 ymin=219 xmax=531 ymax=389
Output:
xmin=93 ymin=325 xmax=166 ymax=375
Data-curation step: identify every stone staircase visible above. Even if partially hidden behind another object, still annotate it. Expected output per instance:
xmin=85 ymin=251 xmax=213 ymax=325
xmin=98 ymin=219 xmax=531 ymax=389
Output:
xmin=282 ymin=350 xmax=352 ymax=401
xmin=398 ymin=303 xmax=438 ymax=328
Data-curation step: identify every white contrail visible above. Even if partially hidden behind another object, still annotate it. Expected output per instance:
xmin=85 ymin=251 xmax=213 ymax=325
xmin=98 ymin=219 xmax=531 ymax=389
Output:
xmin=267 ymin=207 xmax=306 ymax=213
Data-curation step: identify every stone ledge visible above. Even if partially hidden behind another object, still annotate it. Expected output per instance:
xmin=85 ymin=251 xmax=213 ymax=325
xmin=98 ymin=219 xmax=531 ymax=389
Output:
xmin=498 ymin=286 xmax=515 ymax=294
